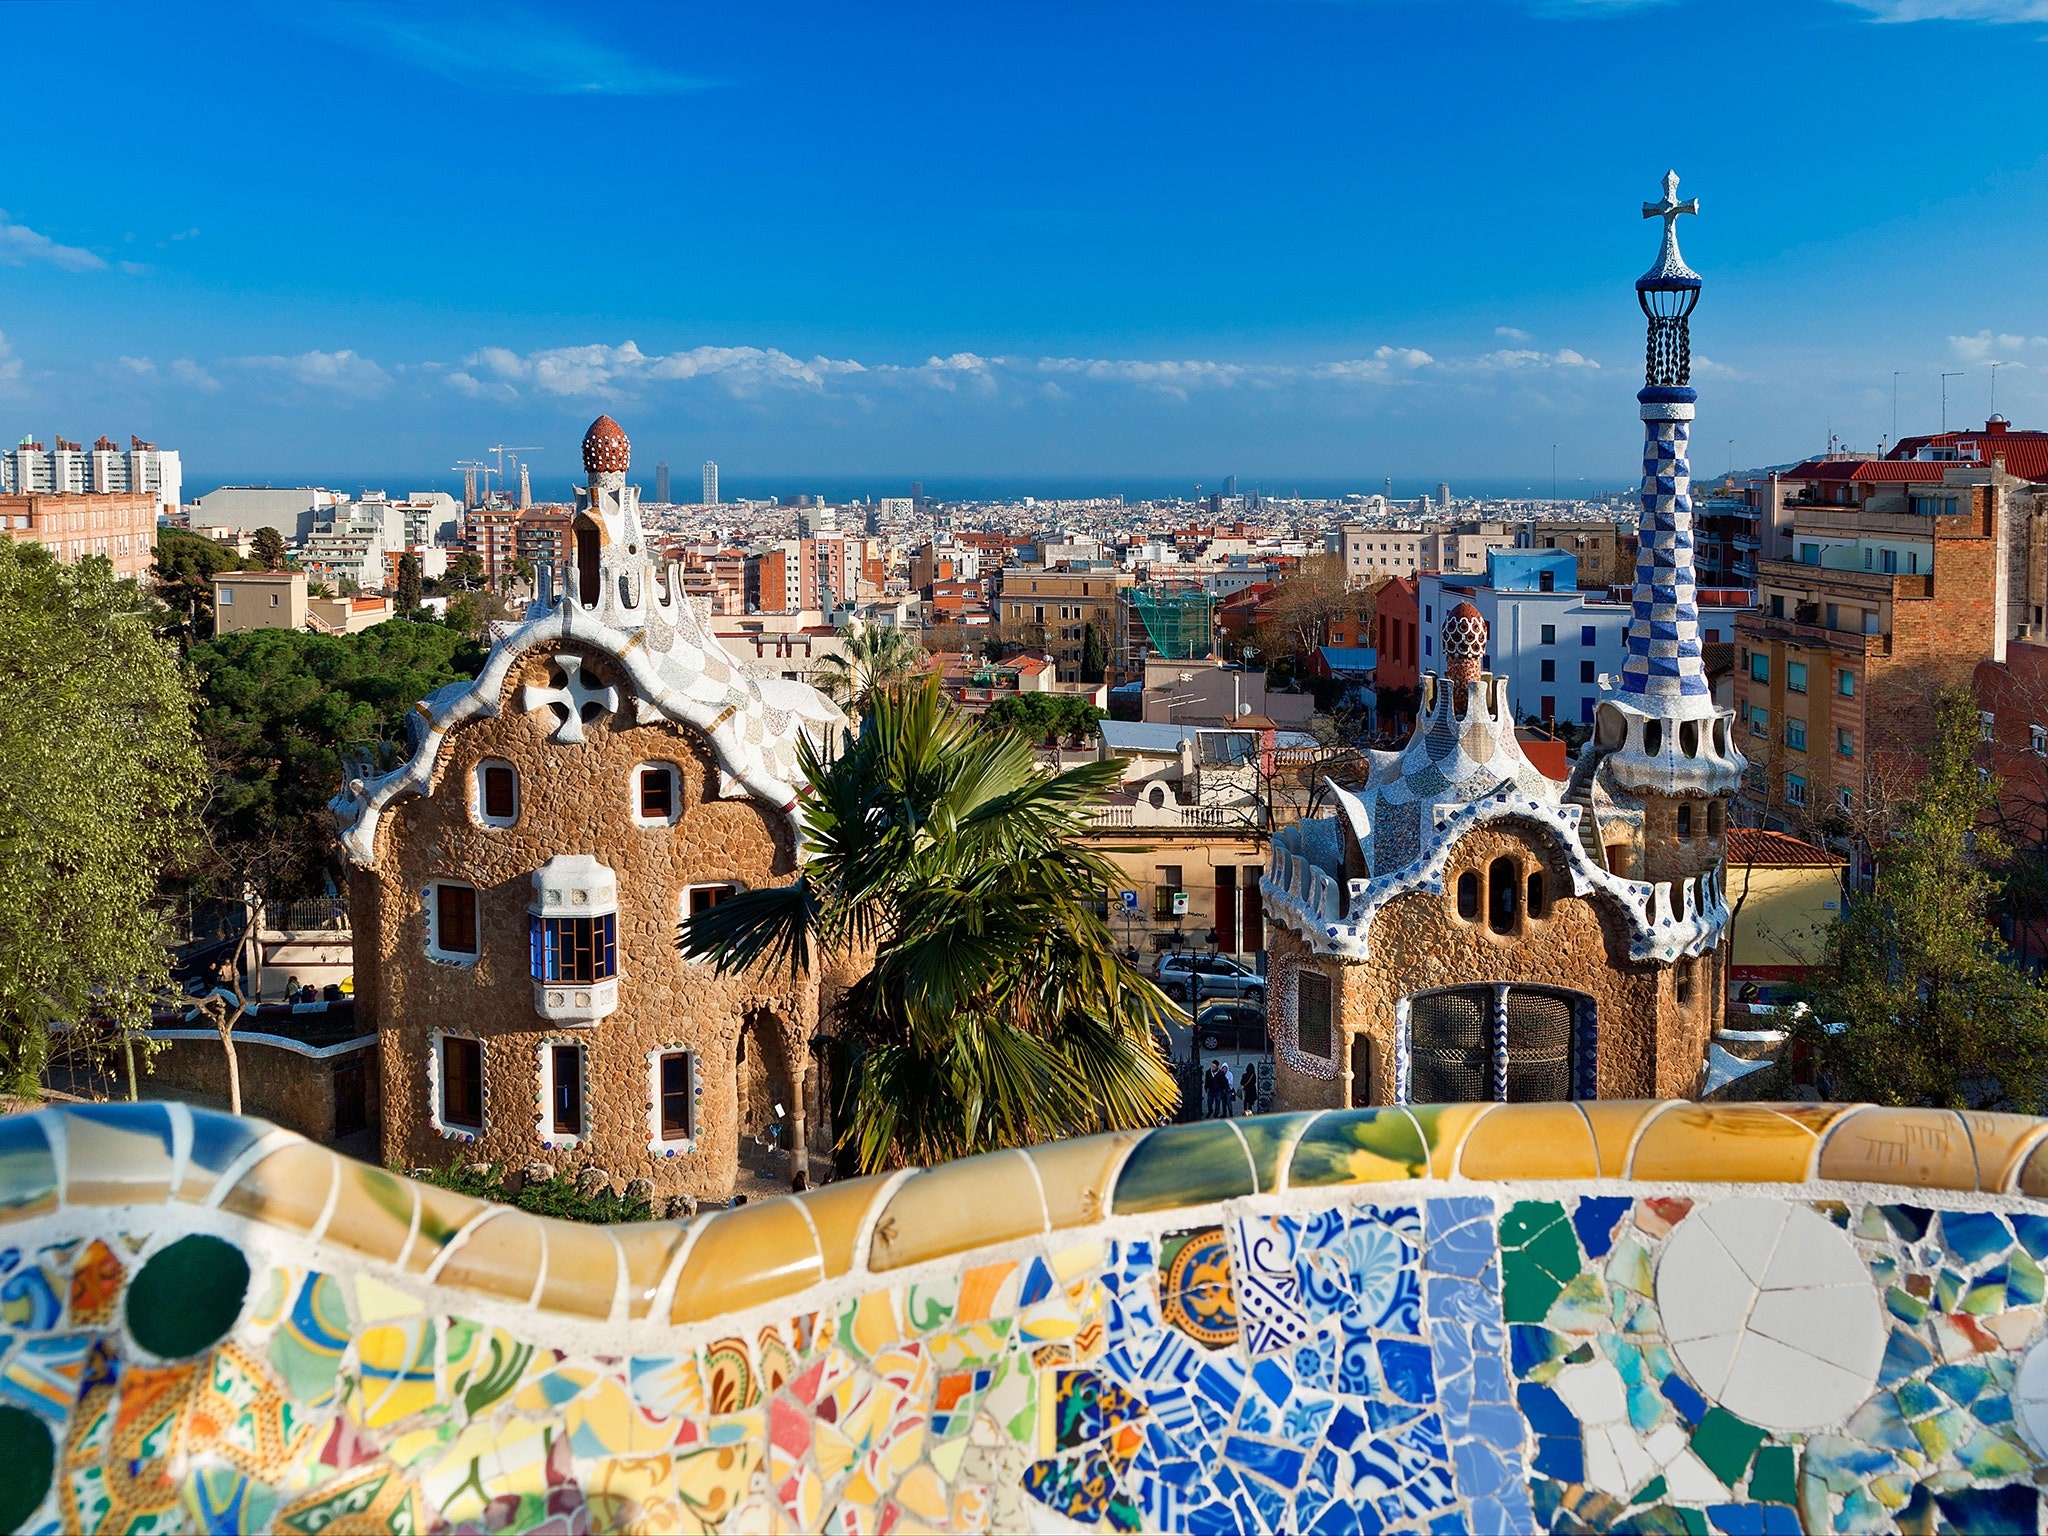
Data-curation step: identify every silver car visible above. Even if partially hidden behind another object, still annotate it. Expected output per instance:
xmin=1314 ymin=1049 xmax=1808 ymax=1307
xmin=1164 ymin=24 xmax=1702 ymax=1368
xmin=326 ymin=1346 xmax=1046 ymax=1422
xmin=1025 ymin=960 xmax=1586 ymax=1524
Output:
xmin=1154 ymin=953 xmax=1264 ymax=1007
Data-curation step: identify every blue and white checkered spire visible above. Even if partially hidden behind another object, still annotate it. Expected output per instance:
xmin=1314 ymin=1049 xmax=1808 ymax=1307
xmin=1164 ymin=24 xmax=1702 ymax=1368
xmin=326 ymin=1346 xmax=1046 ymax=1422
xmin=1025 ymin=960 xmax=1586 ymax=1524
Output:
xmin=1621 ymin=171 xmax=1711 ymax=706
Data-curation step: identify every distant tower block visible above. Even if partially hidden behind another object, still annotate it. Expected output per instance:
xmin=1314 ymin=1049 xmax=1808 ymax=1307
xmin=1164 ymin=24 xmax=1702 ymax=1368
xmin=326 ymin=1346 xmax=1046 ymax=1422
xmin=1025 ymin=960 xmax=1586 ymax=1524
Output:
xmin=1438 ymin=482 xmax=1452 ymax=511
xmin=518 ymin=461 xmax=531 ymax=509
xmin=702 ymin=461 xmax=719 ymax=506
xmin=655 ymin=461 xmax=670 ymax=505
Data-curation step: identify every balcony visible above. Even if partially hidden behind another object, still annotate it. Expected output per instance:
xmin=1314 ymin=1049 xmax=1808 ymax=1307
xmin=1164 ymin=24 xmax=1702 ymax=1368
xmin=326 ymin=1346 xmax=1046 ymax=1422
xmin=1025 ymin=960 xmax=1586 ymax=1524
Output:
xmin=1733 ymin=533 xmax=1761 ymax=552
xmin=1737 ymin=613 xmax=1891 ymax=658
xmin=1085 ymin=797 xmax=1265 ymax=831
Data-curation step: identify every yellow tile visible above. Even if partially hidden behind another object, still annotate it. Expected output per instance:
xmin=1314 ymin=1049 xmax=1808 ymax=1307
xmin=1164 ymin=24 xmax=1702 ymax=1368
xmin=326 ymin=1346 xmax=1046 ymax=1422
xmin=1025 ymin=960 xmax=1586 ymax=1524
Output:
xmin=433 ymin=1211 xmax=545 ymax=1305
xmin=217 ymin=1141 xmax=337 ymax=1235
xmin=1457 ymin=1103 xmax=1598 ymax=1180
xmin=60 ymin=1104 xmax=178 ymax=1207
xmin=1409 ymin=1103 xmax=1495 ymax=1179
xmin=403 ymin=1179 xmax=490 ymax=1274
xmin=322 ymin=1165 xmax=418 ymax=1265
xmin=536 ymin=1218 xmax=621 ymax=1320
xmin=1627 ymin=1103 xmax=1820 ymax=1183
xmin=669 ymin=1201 xmax=822 ymax=1323
xmin=614 ymin=1221 xmax=693 ymax=1321
xmin=850 ymin=1287 xmax=902 ymax=1356
xmin=2018 ymin=1138 xmax=2048 ymax=1200
xmin=869 ymin=1151 xmax=1046 ymax=1272
xmin=794 ymin=1175 xmax=892 ymax=1279
xmin=1960 ymin=1111 xmax=2048 ymax=1192
xmin=1026 ymin=1132 xmax=1141 ymax=1230
xmin=1816 ymin=1107 xmax=1976 ymax=1189
xmin=354 ymin=1274 xmax=425 ymax=1324
xmin=1286 ymin=1108 xmax=1428 ymax=1187
xmin=1773 ymin=1103 xmax=1853 ymax=1139
xmin=1579 ymin=1101 xmax=1671 ymax=1178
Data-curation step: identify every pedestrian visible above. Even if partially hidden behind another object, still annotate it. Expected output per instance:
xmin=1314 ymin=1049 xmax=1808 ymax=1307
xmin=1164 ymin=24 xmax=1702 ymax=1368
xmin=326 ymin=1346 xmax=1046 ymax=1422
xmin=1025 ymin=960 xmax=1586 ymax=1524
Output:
xmin=1220 ymin=1062 xmax=1235 ymax=1116
xmin=1203 ymin=1061 xmax=1225 ymax=1119
xmin=1243 ymin=1065 xmax=1258 ymax=1116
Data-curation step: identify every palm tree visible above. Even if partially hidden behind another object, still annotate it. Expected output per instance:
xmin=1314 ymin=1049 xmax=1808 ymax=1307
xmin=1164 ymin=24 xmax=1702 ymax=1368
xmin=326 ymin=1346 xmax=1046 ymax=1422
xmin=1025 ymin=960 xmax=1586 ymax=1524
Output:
xmin=680 ymin=678 xmax=1178 ymax=1172
xmin=817 ymin=621 xmax=926 ymax=718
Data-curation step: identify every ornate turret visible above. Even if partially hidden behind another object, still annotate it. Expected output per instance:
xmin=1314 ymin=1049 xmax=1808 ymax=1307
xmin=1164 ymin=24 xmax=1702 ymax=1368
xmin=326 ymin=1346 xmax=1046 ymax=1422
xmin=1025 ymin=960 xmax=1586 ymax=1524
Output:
xmin=553 ymin=414 xmax=656 ymax=631
xmin=1592 ymin=172 xmax=1744 ymax=881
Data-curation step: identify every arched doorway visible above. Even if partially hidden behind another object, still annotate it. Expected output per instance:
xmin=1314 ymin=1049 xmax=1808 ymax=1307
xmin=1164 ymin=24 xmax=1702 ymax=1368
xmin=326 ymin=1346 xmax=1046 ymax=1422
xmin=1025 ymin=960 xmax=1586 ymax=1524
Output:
xmin=736 ymin=1011 xmax=802 ymax=1187
xmin=1403 ymin=985 xmax=1587 ymax=1104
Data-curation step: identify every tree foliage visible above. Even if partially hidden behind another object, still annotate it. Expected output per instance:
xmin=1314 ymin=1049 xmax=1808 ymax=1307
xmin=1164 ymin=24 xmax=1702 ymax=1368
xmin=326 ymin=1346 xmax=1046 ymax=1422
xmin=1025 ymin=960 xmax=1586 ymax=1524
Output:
xmin=679 ymin=679 xmax=1177 ymax=1171
xmin=189 ymin=619 xmax=485 ymax=898
xmin=0 ymin=545 xmax=203 ymax=1093
xmin=153 ymin=529 xmax=246 ymax=642
xmin=1080 ymin=621 xmax=1107 ymax=684
xmin=1248 ymin=554 xmax=1371 ymax=668
xmin=250 ymin=526 xmax=289 ymax=570
xmin=394 ymin=553 xmax=422 ymax=615
xmin=983 ymin=691 xmax=1104 ymax=745
xmin=1786 ymin=687 xmax=2048 ymax=1110
xmin=817 ymin=622 xmax=925 ymax=718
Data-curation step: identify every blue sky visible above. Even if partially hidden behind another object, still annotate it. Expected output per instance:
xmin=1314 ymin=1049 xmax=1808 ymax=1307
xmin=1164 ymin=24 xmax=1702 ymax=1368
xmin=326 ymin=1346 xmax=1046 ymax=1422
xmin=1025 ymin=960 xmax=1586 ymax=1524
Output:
xmin=4 ymin=0 xmax=2047 ymax=497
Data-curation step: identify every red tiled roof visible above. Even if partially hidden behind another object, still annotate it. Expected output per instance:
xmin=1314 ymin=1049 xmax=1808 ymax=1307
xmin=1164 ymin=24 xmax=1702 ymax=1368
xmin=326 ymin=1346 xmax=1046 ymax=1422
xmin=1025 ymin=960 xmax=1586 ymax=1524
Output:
xmin=1725 ymin=827 xmax=1846 ymax=868
xmin=1891 ymin=426 xmax=2048 ymax=483
xmin=1782 ymin=459 xmax=1953 ymax=483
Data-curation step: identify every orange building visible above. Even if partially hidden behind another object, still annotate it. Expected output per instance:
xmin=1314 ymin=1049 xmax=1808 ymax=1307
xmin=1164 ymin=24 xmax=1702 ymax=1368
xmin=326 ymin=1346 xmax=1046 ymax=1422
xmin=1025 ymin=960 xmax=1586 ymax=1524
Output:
xmin=2 ymin=491 xmax=157 ymax=581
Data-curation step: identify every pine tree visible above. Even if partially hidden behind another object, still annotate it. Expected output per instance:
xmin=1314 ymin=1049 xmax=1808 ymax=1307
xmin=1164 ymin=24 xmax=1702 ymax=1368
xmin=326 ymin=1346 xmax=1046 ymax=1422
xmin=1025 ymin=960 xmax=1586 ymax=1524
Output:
xmin=1080 ymin=620 xmax=1107 ymax=684
xmin=1788 ymin=687 xmax=2048 ymax=1110
xmin=250 ymin=526 xmax=288 ymax=570
xmin=394 ymin=553 xmax=422 ymax=615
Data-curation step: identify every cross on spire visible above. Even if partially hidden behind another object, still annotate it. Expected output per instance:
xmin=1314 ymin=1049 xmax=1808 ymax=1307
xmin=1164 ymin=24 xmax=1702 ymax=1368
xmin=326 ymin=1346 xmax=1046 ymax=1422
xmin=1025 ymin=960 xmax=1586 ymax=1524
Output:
xmin=1639 ymin=170 xmax=1701 ymax=286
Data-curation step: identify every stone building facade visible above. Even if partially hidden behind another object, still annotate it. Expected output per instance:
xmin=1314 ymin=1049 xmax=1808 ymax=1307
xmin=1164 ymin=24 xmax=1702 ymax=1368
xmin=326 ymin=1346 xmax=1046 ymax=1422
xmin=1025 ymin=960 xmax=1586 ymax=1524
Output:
xmin=332 ymin=416 xmax=845 ymax=1200
xmin=1263 ymin=173 xmax=1743 ymax=1113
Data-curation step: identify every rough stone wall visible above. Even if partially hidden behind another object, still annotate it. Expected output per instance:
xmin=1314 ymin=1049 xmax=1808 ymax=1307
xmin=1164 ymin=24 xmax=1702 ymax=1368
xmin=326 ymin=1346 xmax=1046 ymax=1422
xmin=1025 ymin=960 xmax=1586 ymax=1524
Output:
xmin=1272 ymin=818 xmax=1710 ymax=1107
xmin=363 ymin=644 xmax=821 ymax=1200
xmin=139 ymin=1035 xmax=380 ymax=1143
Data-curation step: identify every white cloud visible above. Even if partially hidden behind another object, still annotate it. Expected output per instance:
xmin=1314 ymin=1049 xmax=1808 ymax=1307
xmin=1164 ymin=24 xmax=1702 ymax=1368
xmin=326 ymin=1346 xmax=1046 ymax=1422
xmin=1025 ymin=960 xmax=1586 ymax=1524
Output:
xmin=241 ymin=348 xmax=389 ymax=398
xmin=1841 ymin=0 xmax=2048 ymax=19
xmin=171 ymin=358 xmax=222 ymax=394
xmin=0 ymin=209 xmax=105 ymax=273
xmin=1951 ymin=330 xmax=2048 ymax=361
xmin=1495 ymin=326 xmax=1533 ymax=341
xmin=456 ymin=340 xmax=865 ymax=398
xmin=118 ymin=356 xmax=156 ymax=375
xmin=0 ymin=332 xmax=22 ymax=387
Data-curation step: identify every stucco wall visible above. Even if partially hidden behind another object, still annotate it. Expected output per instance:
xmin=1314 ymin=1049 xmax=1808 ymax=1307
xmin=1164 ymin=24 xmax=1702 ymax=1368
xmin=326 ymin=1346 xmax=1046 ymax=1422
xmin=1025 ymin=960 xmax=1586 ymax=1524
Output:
xmin=357 ymin=643 xmax=825 ymax=1201
xmin=137 ymin=1032 xmax=381 ymax=1143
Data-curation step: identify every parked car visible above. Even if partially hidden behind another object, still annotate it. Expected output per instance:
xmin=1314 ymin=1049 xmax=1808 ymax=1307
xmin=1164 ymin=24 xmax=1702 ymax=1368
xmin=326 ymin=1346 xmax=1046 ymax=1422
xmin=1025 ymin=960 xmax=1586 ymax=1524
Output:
xmin=1154 ymin=953 xmax=1264 ymax=1006
xmin=1194 ymin=1003 xmax=1268 ymax=1053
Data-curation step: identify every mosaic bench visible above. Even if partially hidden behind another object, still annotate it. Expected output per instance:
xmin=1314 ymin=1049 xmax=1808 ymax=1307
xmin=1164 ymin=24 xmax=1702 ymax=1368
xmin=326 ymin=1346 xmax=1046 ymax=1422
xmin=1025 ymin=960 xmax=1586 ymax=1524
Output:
xmin=5 ymin=1099 xmax=2048 ymax=1534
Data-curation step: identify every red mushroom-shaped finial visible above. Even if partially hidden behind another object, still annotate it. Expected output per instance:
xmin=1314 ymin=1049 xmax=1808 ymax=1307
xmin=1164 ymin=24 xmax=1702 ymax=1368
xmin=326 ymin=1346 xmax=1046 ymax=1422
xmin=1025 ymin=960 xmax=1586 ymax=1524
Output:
xmin=1442 ymin=601 xmax=1488 ymax=694
xmin=582 ymin=415 xmax=630 ymax=475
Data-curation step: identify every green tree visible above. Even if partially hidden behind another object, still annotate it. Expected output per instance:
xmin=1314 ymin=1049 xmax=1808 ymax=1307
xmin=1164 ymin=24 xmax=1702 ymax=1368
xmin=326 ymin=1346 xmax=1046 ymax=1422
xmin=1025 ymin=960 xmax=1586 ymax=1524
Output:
xmin=983 ymin=691 xmax=1105 ymax=746
xmin=817 ymin=622 xmax=925 ymax=718
xmin=679 ymin=679 xmax=1177 ymax=1172
xmin=444 ymin=551 xmax=486 ymax=591
xmin=250 ymin=526 xmax=289 ymax=570
xmin=1786 ymin=687 xmax=2048 ymax=1110
xmin=444 ymin=591 xmax=487 ymax=639
xmin=153 ymin=529 xmax=245 ymax=641
xmin=0 ymin=545 xmax=203 ymax=1095
xmin=1080 ymin=620 xmax=1107 ymax=684
xmin=190 ymin=620 xmax=485 ymax=900
xmin=394 ymin=553 xmax=422 ymax=615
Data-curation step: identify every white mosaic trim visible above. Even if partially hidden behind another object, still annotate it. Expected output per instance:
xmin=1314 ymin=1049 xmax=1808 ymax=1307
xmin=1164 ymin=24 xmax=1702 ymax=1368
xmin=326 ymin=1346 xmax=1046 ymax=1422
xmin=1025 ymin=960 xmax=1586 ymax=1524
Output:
xmin=426 ymin=1028 xmax=484 ymax=1145
xmin=1270 ymin=948 xmax=1336 ymax=1083
xmin=644 ymin=1043 xmax=704 ymax=1159
xmin=533 ymin=1036 xmax=590 ymax=1152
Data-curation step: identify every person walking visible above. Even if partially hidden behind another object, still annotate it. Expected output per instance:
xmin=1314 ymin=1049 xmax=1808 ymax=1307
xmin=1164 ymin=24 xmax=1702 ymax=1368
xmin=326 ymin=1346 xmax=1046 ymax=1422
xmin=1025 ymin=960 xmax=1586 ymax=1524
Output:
xmin=1219 ymin=1062 xmax=1235 ymax=1117
xmin=1203 ymin=1061 xmax=1225 ymax=1119
xmin=1243 ymin=1065 xmax=1258 ymax=1116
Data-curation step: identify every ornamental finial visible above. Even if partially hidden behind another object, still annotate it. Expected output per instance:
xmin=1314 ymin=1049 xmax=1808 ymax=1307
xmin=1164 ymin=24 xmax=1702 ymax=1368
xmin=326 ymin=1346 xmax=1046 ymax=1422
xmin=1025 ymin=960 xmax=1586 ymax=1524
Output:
xmin=1638 ymin=170 xmax=1701 ymax=290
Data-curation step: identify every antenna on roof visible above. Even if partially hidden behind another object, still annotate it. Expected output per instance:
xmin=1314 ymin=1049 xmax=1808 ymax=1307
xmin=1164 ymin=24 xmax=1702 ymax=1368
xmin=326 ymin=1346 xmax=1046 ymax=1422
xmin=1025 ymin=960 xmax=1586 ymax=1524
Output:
xmin=1941 ymin=372 xmax=1964 ymax=435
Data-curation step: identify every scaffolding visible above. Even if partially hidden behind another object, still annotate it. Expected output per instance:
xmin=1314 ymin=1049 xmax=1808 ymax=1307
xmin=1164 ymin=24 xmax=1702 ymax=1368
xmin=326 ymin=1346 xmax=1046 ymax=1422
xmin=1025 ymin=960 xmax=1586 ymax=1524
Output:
xmin=1127 ymin=586 xmax=1215 ymax=662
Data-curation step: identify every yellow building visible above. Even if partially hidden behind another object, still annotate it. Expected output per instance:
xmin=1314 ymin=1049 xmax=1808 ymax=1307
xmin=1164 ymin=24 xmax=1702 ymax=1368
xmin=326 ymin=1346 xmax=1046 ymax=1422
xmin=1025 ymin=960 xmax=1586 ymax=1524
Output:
xmin=1724 ymin=827 xmax=1845 ymax=1005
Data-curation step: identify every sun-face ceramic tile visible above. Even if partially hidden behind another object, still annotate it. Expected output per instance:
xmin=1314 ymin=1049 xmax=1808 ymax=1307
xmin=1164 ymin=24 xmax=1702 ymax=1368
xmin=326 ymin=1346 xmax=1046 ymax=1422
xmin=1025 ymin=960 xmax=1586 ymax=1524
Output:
xmin=11 ymin=1101 xmax=2048 ymax=1534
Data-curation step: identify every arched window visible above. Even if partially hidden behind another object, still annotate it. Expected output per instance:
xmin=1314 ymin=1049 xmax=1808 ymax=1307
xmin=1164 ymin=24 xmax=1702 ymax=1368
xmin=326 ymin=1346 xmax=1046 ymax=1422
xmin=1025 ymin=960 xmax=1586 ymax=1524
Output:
xmin=1677 ymin=803 xmax=1693 ymax=838
xmin=1706 ymin=801 xmax=1724 ymax=836
xmin=1526 ymin=870 xmax=1547 ymax=920
xmin=1644 ymin=720 xmax=1664 ymax=758
xmin=1488 ymin=857 xmax=1518 ymax=934
xmin=1456 ymin=871 xmax=1480 ymax=921
xmin=574 ymin=516 xmax=601 ymax=607
xmin=1676 ymin=960 xmax=1695 ymax=1006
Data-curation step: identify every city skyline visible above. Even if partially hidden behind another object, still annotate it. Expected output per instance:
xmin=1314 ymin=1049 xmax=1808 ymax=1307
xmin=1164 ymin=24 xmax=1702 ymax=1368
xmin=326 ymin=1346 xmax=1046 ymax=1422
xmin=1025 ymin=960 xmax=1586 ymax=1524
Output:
xmin=4 ymin=0 xmax=2046 ymax=486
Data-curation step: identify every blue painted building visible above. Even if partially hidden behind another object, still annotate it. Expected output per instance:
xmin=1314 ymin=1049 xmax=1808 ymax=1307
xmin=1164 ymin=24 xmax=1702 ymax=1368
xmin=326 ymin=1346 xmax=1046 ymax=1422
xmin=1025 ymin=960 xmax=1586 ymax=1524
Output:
xmin=1418 ymin=550 xmax=1631 ymax=726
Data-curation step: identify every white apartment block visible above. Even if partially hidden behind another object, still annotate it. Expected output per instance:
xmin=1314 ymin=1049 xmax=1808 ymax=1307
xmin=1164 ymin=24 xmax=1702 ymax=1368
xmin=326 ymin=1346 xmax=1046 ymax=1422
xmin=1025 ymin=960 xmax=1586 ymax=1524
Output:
xmin=1338 ymin=522 xmax=1425 ymax=585
xmin=3 ymin=435 xmax=182 ymax=513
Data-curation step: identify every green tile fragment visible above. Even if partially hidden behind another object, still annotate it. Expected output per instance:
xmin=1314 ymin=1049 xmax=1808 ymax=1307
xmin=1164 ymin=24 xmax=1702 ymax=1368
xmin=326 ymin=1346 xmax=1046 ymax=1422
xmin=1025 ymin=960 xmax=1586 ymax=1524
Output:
xmin=1690 ymin=1406 xmax=1767 ymax=1487
xmin=1886 ymin=1285 xmax=1929 ymax=1326
xmin=1895 ymin=1378 xmax=1941 ymax=1419
xmin=1910 ymin=1404 xmax=1970 ymax=1460
xmin=2008 ymin=1247 xmax=2046 ymax=1306
xmin=1286 ymin=1108 xmax=1428 ymax=1188
xmin=1631 ymin=1475 xmax=1667 ymax=1507
xmin=1233 ymin=1112 xmax=1318 ymax=1192
xmin=1748 ymin=1444 xmax=1797 ymax=1505
xmin=1500 ymin=1199 xmax=1569 ymax=1250
xmin=1111 ymin=1121 xmax=1255 ymax=1213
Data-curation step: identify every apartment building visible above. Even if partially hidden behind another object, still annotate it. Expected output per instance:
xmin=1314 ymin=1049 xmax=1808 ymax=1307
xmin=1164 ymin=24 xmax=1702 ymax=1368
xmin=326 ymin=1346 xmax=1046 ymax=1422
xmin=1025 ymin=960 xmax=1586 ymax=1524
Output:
xmin=1427 ymin=520 xmax=1517 ymax=576
xmin=1734 ymin=461 xmax=2004 ymax=832
xmin=1336 ymin=523 xmax=1425 ymax=586
xmin=744 ymin=535 xmax=860 ymax=613
xmin=1 ymin=490 xmax=158 ymax=581
xmin=2 ymin=435 xmax=182 ymax=514
xmin=1371 ymin=576 xmax=1421 ymax=699
xmin=1420 ymin=552 xmax=1635 ymax=727
xmin=994 ymin=566 xmax=1132 ymax=681
xmin=1522 ymin=520 xmax=1628 ymax=587
xmin=467 ymin=505 xmax=573 ymax=588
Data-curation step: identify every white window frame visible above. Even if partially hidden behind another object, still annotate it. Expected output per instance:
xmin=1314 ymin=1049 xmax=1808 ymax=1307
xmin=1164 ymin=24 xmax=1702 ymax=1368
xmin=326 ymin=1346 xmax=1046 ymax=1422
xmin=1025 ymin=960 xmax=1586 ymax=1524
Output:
xmin=429 ymin=1029 xmax=485 ymax=1141
xmin=679 ymin=883 xmax=745 ymax=962
xmin=426 ymin=880 xmax=481 ymax=965
xmin=218 ymin=585 xmax=234 ymax=606
xmin=536 ymin=1038 xmax=589 ymax=1151
xmin=2031 ymin=724 xmax=2046 ymax=757
xmin=646 ymin=1046 xmax=700 ymax=1156
xmin=633 ymin=762 xmax=683 ymax=827
xmin=474 ymin=758 xmax=520 ymax=828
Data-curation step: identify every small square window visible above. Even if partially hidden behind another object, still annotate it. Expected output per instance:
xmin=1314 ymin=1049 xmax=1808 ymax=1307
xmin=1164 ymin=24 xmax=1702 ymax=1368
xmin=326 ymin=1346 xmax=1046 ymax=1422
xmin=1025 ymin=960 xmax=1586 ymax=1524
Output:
xmin=1786 ymin=719 xmax=1807 ymax=753
xmin=218 ymin=586 xmax=234 ymax=606
xmin=477 ymin=761 xmax=518 ymax=825
xmin=1540 ymin=659 xmax=1556 ymax=682
xmin=1581 ymin=626 xmax=1596 ymax=646
xmin=1786 ymin=774 xmax=1808 ymax=807
xmin=656 ymin=1050 xmax=696 ymax=1143
xmin=635 ymin=763 xmax=679 ymax=824
xmin=432 ymin=883 xmax=479 ymax=959
xmin=1540 ymin=624 xmax=1556 ymax=645
xmin=1839 ymin=670 xmax=1855 ymax=698
xmin=1580 ymin=660 xmax=1596 ymax=685
xmin=1787 ymin=662 xmax=1808 ymax=694
xmin=685 ymin=882 xmax=742 ymax=919
xmin=440 ymin=1034 xmax=483 ymax=1130
xmin=1750 ymin=653 xmax=1770 ymax=683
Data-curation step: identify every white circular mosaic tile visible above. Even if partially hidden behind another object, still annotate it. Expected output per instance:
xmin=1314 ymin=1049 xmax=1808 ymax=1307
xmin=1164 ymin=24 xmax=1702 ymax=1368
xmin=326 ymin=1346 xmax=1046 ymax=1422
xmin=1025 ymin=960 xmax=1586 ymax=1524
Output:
xmin=2015 ymin=1337 xmax=2048 ymax=1456
xmin=1655 ymin=1198 xmax=1884 ymax=1431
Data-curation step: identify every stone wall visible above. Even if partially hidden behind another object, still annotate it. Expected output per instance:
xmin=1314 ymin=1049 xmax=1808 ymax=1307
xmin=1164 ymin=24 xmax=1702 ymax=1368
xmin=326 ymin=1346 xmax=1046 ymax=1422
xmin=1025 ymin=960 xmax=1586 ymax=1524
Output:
xmin=15 ymin=1098 xmax=2048 ymax=1534
xmin=359 ymin=643 xmax=824 ymax=1201
xmin=138 ymin=1030 xmax=380 ymax=1144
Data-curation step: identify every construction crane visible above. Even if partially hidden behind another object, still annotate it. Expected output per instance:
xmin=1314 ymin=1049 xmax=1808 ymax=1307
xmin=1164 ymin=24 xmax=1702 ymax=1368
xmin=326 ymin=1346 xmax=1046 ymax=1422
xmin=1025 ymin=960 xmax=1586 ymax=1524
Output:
xmin=451 ymin=460 xmax=489 ymax=509
xmin=488 ymin=445 xmax=542 ymax=503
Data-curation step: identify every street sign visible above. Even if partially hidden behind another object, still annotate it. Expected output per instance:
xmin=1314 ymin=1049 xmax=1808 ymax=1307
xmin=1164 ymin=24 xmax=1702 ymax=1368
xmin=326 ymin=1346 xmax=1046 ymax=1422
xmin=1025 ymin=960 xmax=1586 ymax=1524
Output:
xmin=1171 ymin=891 xmax=1189 ymax=916
xmin=1119 ymin=889 xmax=1140 ymax=913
